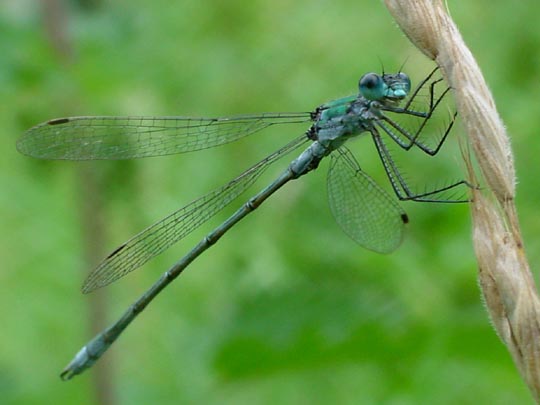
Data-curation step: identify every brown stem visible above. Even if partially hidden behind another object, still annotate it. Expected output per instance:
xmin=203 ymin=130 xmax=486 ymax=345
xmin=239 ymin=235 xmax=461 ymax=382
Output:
xmin=42 ymin=0 xmax=115 ymax=402
xmin=384 ymin=0 xmax=540 ymax=401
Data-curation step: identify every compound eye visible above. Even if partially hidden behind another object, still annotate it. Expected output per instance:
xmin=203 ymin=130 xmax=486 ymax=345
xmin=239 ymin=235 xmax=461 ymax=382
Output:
xmin=359 ymin=73 xmax=385 ymax=100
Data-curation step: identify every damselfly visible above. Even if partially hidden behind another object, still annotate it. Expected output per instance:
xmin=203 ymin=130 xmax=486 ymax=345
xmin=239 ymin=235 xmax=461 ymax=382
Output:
xmin=17 ymin=67 xmax=469 ymax=380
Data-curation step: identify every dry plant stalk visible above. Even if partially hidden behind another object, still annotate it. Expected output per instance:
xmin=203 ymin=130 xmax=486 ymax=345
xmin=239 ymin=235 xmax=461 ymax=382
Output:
xmin=384 ymin=0 xmax=540 ymax=400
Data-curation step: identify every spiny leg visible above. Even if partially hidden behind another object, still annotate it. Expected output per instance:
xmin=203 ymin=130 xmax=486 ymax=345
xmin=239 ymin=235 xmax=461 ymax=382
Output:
xmin=377 ymin=109 xmax=457 ymax=155
xmin=402 ymin=66 xmax=440 ymax=112
xmin=379 ymin=69 xmax=456 ymax=154
xmin=370 ymin=128 xmax=470 ymax=203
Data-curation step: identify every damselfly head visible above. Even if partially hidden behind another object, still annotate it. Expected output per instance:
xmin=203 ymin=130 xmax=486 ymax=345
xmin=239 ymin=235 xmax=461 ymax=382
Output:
xmin=359 ymin=72 xmax=411 ymax=102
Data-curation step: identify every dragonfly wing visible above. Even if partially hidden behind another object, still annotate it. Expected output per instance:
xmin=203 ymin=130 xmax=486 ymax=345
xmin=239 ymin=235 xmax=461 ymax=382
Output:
xmin=82 ymin=135 xmax=308 ymax=292
xmin=17 ymin=113 xmax=311 ymax=160
xmin=327 ymin=147 xmax=408 ymax=254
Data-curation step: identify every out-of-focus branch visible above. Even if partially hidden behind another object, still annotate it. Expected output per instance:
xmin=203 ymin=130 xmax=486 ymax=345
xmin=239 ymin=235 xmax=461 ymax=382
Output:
xmin=42 ymin=0 xmax=115 ymax=403
xmin=384 ymin=0 xmax=540 ymax=401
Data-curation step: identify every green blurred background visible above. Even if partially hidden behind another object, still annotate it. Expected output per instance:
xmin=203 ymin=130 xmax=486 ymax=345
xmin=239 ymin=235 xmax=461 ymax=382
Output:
xmin=2 ymin=0 xmax=539 ymax=404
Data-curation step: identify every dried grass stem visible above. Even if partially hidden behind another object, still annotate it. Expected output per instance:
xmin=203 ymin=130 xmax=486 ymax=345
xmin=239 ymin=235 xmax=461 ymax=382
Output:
xmin=384 ymin=0 xmax=540 ymax=400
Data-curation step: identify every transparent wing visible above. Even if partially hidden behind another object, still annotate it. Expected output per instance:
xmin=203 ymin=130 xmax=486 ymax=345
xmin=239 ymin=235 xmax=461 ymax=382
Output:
xmin=327 ymin=147 xmax=408 ymax=254
xmin=82 ymin=135 xmax=308 ymax=292
xmin=17 ymin=113 xmax=312 ymax=160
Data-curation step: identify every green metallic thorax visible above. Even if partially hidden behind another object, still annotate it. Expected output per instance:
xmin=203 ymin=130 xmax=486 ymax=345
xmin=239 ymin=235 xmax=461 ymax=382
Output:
xmin=317 ymin=95 xmax=357 ymax=121
xmin=311 ymin=94 xmax=372 ymax=152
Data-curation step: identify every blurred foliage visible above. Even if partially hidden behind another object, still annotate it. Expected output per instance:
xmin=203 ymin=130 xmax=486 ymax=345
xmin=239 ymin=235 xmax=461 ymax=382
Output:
xmin=2 ymin=0 xmax=539 ymax=404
